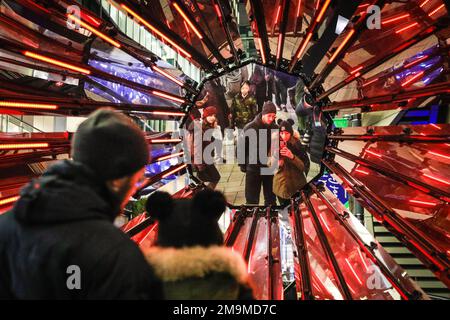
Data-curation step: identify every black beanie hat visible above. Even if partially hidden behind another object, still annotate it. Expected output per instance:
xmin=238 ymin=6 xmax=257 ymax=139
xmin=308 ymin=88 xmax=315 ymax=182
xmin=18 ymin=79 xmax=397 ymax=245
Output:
xmin=262 ymin=101 xmax=277 ymax=115
xmin=146 ymin=189 xmax=226 ymax=248
xmin=277 ymin=118 xmax=294 ymax=135
xmin=71 ymin=108 xmax=150 ymax=181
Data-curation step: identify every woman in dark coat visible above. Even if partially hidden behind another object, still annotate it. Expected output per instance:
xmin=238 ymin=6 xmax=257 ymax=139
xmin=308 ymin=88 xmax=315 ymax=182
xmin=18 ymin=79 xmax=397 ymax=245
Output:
xmin=143 ymin=189 xmax=254 ymax=300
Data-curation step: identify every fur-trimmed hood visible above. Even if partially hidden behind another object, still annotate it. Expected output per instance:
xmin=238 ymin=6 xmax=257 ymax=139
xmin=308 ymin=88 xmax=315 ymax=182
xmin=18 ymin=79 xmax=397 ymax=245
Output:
xmin=143 ymin=246 xmax=249 ymax=284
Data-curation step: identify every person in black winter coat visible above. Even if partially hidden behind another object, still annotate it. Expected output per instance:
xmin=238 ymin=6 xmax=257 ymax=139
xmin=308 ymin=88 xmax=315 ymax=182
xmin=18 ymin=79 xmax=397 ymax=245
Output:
xmin=238 ymin=102 xmax=278 ymax=205
xmin=0 ymin=109 xmax=162 ymax=299
xmin=143 ymin=189 xmax=254 ymax=300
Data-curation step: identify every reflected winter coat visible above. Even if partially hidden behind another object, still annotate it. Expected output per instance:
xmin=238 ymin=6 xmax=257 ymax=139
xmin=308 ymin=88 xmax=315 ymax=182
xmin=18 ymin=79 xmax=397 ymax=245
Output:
xmin=273 ymin=135 xmax=310 ymax=199
xmin=230 ymin=93 xmax=258 ymax=129
xmin=144 ymin=246 xmax=254 ymax=300
xmin=0 ymin=160 xmax=162 ymax=299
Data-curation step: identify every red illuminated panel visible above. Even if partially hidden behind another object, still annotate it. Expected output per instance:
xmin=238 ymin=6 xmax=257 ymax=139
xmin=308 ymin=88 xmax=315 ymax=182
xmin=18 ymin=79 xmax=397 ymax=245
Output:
xmin=152 ymin=66 xmax=184 ymax=87
xmin=257 ymin=38 xmax=267 ymax=64
xmin=162 ymin=164 xmax=187 ymax=178
xmin=395 ymin=22 xmax=419 ymax=34
xmin=151 ymin=91 xmax=185 ymax=103
xmin=155 ymin=152 xmax=184 ymax=162
xmin=172 ymin=3 xmax=203 ymax=40
xmin=401 ymin=71 xmax=424 ymax=87
xmin=328 ymin=29 xmax=355 ymax=63
xmin=428 ymin=4 xmax=446 ymax=17
xmin=382 ymin=13 xmax=410 ymax=25
xmin=24 ymin=51 xmax=91 ymax=75
xmin=149 ymin=138 xmax=182 ymax=144
xmin=0 ymin=101 xmax=58 ymax=110
xmin=296 ymin=32 xmax=313 ymax=59
xmin=150 ymin=111 xmax=185 ymax=117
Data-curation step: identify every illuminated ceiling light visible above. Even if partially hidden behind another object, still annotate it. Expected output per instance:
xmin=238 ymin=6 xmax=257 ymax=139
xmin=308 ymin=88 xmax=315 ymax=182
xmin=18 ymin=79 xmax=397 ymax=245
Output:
xmin=0 ymin=195 xmax=20 ymax=206
xmin=423 ymin=173 xmax=450 ymax=185
xmin=149 ymin=138 xmax=182 ymax=144
xmin=409 ymin=199 xmax=437 ymax=207
xmin=381 ymin=13 xmax=410 ymax=25
xmin=316 ymin=0 xmax=331 ymax=23
xmin=151 ymin=91 xmax=185 ymax=103
xmin=257 ymin=37 xmax=266 ymax=64
xmin=395 ymin=22 xmax=419 ymax=34
xmin=162 ymin=164 xmax=187 ymax=178
xmin=23 ymin=51 xmax=91 ymax=75
xmin=328 ymin=29 xmax=355 ymax=63
xmin=120 ymin=4 xmax=192 ymax=58
xmin=0 ymin=101 xmax=58 ymax=110
xmin=355 ymin=169 xmax=369 ymax=175
xmin=296 ymin=32 xmax=313 ymax=59
xmin=0 ymin=143 xmax=49 ymax=150
xmin=419 ymin=0 xmax=430 ymax=8
xmin=345 ymin=258 xmax=363 ymax=285
xmin=152 ymin=65 xmax=184 ymax=87
xmin=150 ymin=111 xmax=185 ymax=117
xmin=365 ymin=149 xmax=382 ymax=158
xmin=172 ymin=3 xmax=203 ymax=39
xmin=362 ymin=77 xmax=379 ymax=87
xmin=68 ymin=14 xmax=121 ymax=48
xmin=403 ymin=55 xmax=429 ymax=69
xmin=428 ymin=151 xmax=450 ymax=160
xmin=401 ymin=71 xmax=424 ymax=87
xmin=428 ymin=4 xmax=445 ymax=17
xmin=156 ymin=151 xmax=184 ymax=162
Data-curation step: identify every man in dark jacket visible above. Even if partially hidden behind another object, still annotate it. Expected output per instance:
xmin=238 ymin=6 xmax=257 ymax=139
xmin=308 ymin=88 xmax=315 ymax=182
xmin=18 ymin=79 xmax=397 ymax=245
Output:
xmin=238 ymin=102 xmax=278 ymax=205
xmin=0 ymin=109 xmax=162 ymax=299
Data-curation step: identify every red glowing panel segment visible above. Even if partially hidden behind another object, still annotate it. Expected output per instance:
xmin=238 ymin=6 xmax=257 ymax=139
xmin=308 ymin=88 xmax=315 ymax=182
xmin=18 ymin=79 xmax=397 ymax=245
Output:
xmin=423 ymin=173 xmax=450 ymax=186
xmin=328 ymin=29 xmax=355 ymax=63
xmin=395 ymin=22 xmax=419 ymax=34
xmin=149 ymin=138 xmax=182 ymax=144
xmin=297 ymin=32 xmax=313 ymax=59
xmin=152 ymin=66 xmax=184 ymax=87
xmin=409 ymin=200 xmax=437 ymax=207
xmin=428 ymin=151 xmax=450 ymax=160
xmin=0 ymin=196 xmax=20 ymax=206
xmin=401 ymin=71 xmax=424 ymax=87
xmin=151 ymin=91 xmax=185 ymax=103
xmin=162 ymin=164 xmax=187 ymax=178
xmin=316 ymin=0 xmax=331 ymax=23
xmin=173 ymin=3 xmax=203 ymax=40
xmin=382 ymin=13 xmax=410 ymax=25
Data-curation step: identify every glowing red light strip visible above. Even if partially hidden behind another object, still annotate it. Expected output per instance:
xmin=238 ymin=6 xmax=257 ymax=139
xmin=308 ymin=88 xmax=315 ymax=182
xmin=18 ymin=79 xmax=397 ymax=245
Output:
xmin=68 ymin=14 xmax=121 ymax=48
xmin=80 ymin=12 xmax=101 ymax=27
xmin=345 ymin=258 xmax=363 ymax=285
xmin=214 ymin=4 xmax=222 ymax=19
xmin=150 ymin=111 xmax=185 ymax=117
xmin=351 ymin=66 xmax=363 ymax=74
xmin=395 ymin=22 xmax=419 ymax=34
xmin=355 ymin=169 xmax=369 ymax=175
xmin=316 ymin=0 xmax=331 ymax=23
xmin=429 ymin=4 xmax=445 ymax=17
xmin=409 ymin=239 xmax=445 ymax=270
xmin=362 ymin=77 xmax=379 ymax=87
xmin=162 ymin=164 xmax=187 ymax=178
xmin=428 ymin=151 xmax=450 ymax=160
xmin=357 ymin=248 xmax=369 ymax=272
xmin=319 ymin=214 xmax=330 ymax=232
xmin=0 ymin=143 xmax=49 ymax=150
xmin=420 ymin=0 xmax=430 ymax=8
xmin=120 ymin=4 xmax=192 ymax=58
xmin=296 ymin=0 xmax=302 ymax=18
xmin=296 ymin=32 xmax=313 ymax=59
xmin=409 ymin=199 xmax=437 ymax=207
xmin=152 ymin=91 xmax=185 ymax=103
xmin=401 ymin=71 xmax=424 ymax=87
xmin=328 ymin=29 xmax=355 ymax=63
xmin=382 ymin=13 xmax=410 ymax=25
xmin=156 ymin=151 xmax=184 ymax=162
xmin=429 ymin=123 xmax=440 ymax=129
xmin=404 ymin=55 xmax=429 ymax=69
xmin=152 ymin=66 xmax=184 ymax=87
xmin=276 ymin=33 xmax=283 ymax=60
xmin=149 ymin=138 xmax=182 ymax=144
xmin=173 ymin=3 xmax=203 ymax=39
xmin=365 ymin=149 xmax=382 ymax=158
xmin=423 ymin=173 xmax=450 ymax=185
xmin=0 ymin=101 xmax=58 ymax=110
xmin=358 ymin=4 xmax=370 ymax=8
xmin=275 ymin=5 xmax=282 ymax=24
xmin=24 ymin=51 xmax=91 ymax=75
xmin=257 ymin=38 xmax=267 ymax=64
xmin=0 ymin=195 xmax=19 ymax=206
